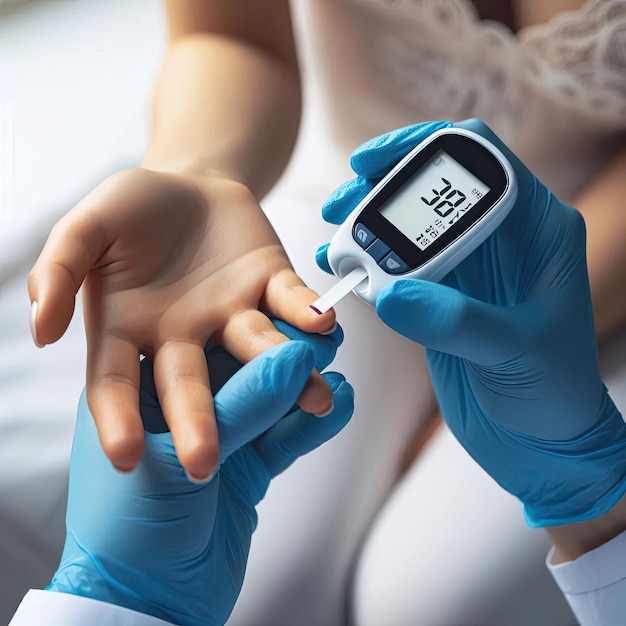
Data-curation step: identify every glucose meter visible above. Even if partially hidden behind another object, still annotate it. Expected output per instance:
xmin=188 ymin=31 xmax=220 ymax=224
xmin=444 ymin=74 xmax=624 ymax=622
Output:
xmin=311 ymin=128 xmax=518 ymax=313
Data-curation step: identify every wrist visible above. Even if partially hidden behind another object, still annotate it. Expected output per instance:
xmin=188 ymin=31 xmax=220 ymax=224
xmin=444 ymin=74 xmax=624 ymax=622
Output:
xmin=521 ymin=393 xmax=626 ymax=528
xmin=140 ymin=153 xmax=236 ymax=188
xmin=546 ymin=492 xmax=626 ymax=563
xmin=48 ymin=561 xmax=114 ymax=606
xmin=137 ymin=160 xmax=257 ymax=212
xmin=48 ymin=556 xmax=175 ymax=625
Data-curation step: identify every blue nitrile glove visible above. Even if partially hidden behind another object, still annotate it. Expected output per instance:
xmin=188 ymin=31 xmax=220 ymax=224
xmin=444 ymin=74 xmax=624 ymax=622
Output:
xmin=318 ymin=118 xmax=626 ymax=527
xmin=48 ymin=333 xmax=354 ymax=626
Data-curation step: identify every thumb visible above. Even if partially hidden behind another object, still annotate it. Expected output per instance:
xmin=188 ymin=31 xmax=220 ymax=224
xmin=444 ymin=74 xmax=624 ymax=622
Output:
xmin=376 ymin=280 xmax=522 ymax=366
xmin=28 ymin=214 xmax=103 ymax=346
xmin=216 ymin=341 xmax=315 ymax=462
xmin=349 ymin=121 xmax=452 ymax=179
xmin=253 ymin=372 xmax=354 ymax=478
xmin=315 ymin=242 xmax=334 ymax=274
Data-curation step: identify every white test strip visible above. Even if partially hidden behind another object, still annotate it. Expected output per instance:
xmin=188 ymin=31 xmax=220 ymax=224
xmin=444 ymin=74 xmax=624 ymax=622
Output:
xmin=310 ymin=267 xmax=368 ymax=314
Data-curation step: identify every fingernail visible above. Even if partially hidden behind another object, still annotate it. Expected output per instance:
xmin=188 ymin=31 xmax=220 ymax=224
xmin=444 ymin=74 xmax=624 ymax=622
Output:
xmin=185 ymin=468 xmax=216 ymax=485
xmin=30 ymin=301 xmax=45 ymax=348
xmin=314 ymin=400 xmax=334 ymax=418
xmin=320 ymin=322 xmax=338 ymax=336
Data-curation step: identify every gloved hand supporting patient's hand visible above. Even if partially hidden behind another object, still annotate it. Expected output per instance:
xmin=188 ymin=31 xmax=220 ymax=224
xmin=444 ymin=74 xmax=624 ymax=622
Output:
xmin=48 ymin=334 xmax=353 ymax=626
xmin=319 ymin=118 xmax=626 ymax=527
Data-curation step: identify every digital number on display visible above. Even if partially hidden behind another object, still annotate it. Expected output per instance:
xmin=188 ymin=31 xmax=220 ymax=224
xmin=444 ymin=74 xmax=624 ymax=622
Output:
xmin=379 ymin=150 xmax=491 ymax=251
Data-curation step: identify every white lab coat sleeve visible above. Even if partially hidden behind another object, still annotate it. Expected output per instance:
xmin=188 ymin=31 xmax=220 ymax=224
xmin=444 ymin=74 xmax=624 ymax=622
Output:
xmin=547 ymin=528 xmax=626 ymax=626
xmin=9 ymin=589 xmax=177 ymax=626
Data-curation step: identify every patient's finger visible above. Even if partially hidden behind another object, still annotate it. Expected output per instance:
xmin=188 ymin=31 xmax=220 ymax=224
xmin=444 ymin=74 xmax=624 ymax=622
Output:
xmin=218 ymin=309 xmax=334 ymax=417
xmin=263 ymin=268 xmax=336 ymax=333
xmin=86 ymin=333 xmax=144 ymax=472
xmin=153 ymin=340 xmax=219 ymax=482
xmin=28 ymin=214 xmax=104 ymax=346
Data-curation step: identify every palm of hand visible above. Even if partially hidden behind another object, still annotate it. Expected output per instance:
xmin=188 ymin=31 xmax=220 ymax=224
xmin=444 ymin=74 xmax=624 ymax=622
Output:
xmin=83 ymin=169 xmax=290 ymax=357
xmin=125 ymin=442 xmax=272 ymax=626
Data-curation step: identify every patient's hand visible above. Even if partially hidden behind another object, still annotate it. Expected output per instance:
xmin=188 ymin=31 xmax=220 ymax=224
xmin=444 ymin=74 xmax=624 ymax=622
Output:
xmin=28 ymin=168 xmax=336 ymax=478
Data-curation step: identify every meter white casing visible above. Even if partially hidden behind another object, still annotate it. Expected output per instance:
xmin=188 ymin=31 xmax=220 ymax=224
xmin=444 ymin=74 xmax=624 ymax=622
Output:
xmin=325 ymin=128 xmax=518 ymax=306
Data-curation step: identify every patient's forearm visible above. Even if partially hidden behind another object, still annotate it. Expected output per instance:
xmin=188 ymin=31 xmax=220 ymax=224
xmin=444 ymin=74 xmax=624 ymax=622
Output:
xmin=575 ymin=144 xmax=626 ymax=341
xmin=142 ymin=17 xmax=301 ymax=199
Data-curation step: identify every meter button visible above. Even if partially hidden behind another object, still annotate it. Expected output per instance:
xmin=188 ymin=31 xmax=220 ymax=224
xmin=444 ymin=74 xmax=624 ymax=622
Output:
xmin=380 ymin=252 xmax=410 ymax=274
xmin=353 ymin=223 xmax=376 ymax=249
xmin=365 ymin=239 xmax=391 ymax=262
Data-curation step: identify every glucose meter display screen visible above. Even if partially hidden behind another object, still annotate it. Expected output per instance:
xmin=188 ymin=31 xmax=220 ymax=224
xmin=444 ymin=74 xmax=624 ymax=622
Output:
xmin=379 ymin=150 xmax=491 ymax=251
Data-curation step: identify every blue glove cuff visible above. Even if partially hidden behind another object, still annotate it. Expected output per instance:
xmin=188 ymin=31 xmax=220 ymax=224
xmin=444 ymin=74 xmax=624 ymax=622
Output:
xmin=522 ymin=392 xmax=626 ymax=527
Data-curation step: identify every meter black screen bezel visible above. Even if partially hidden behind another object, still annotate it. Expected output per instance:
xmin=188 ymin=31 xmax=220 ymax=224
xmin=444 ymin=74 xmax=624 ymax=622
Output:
xmin=354 ymin=132 xmax=510 ymax=270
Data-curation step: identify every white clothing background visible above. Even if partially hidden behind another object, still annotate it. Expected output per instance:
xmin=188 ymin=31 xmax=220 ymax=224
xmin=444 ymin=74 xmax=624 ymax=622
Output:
xmin=306 ymin=0 xmax=626 ymax=202
xmin=9 ymin=590 xmax=174 ymax=626
xmin=1 ymin=1 xmax=625 ymax=625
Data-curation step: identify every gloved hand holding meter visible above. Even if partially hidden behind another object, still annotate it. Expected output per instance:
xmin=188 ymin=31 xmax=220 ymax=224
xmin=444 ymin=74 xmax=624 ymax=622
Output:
xmin=312 ymin=121 xmax=517 ymax=310
xmin=316 ymin=118 xmax=626 ymax=528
